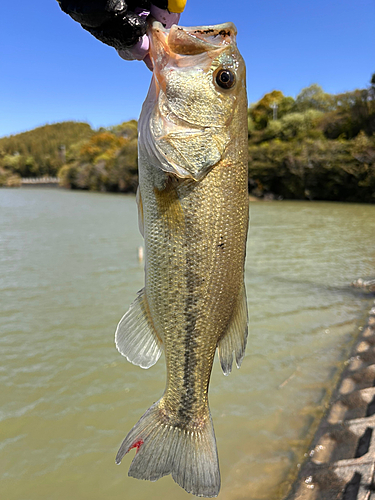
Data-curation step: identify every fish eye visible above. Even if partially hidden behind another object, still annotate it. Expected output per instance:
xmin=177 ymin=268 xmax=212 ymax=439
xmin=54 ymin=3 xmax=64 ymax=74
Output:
xmin=215 ymin=69 xmax=236 ymax=90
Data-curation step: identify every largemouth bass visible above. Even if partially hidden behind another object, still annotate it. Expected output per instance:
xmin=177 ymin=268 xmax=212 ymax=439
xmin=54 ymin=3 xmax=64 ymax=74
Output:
xmin=115 ymin=20 xmax=248 ymax=498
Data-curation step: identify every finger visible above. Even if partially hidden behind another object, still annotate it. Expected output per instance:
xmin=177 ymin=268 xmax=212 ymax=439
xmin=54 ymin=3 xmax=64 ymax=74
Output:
xmin=85 ymin=10 xmax=147 ymax=49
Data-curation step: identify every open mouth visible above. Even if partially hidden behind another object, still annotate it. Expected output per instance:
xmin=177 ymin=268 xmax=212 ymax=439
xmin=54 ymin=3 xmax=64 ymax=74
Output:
xmin=167 ymin=23 xmax=235 ymax=55
xmin=148 ymin=21 xmax=236 ymax=71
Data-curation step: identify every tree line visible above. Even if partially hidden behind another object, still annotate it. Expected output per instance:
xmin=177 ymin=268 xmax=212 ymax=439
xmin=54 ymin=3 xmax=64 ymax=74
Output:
xmin=1 ymin=74 xmax=374 ymax=202
xmin=247 ymin=75 xmax=375 ymax=202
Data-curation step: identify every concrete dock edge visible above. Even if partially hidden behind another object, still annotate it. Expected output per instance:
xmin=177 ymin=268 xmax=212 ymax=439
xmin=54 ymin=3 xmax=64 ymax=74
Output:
xmin=285 ymin=293 xmax=375 ymax=500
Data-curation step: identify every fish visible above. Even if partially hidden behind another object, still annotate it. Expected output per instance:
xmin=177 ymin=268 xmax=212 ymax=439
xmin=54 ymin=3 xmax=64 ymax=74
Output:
xmin=114 ymin=20 xmax=249 ymax=498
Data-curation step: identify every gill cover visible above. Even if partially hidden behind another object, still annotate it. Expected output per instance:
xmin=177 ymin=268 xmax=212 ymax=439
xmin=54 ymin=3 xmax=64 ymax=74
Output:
xmin=139 ymin=22 xmax=241 ymax=181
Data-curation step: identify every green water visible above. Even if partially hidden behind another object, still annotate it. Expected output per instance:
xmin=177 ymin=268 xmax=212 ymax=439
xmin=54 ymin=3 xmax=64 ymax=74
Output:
xmin=1 ymin=188 xmax=375 ymax=500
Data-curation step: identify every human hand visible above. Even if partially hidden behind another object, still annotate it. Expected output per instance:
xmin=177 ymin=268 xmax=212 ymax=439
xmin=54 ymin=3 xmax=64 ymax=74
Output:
xmin=57 ymin=1 xmax=187 ymax=67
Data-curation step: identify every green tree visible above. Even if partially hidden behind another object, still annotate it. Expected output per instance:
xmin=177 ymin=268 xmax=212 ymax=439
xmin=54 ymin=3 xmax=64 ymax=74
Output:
xmin=264 ymin=109 xmax=324 ymax=141
xmin=249 ymin=90 xmax=285 ymax=130
xmin=278 ymin=96 xmax=295 ymax=118
xmin=58 ymin=121 xmax=139 ymax=193
xmin=320 ymin=83 xmax=374 ymax=139
xmin=294 ymin=84 xmax=334 ymax=112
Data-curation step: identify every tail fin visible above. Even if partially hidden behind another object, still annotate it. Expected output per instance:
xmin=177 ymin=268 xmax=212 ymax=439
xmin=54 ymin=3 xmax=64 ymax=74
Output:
xmin=115 ymin=400 xmax=221 ymax=497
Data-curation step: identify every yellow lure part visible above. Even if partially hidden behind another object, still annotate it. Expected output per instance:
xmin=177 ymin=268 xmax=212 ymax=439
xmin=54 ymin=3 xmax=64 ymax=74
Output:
xmin=168 ymin=0 xmax=187 ymax=13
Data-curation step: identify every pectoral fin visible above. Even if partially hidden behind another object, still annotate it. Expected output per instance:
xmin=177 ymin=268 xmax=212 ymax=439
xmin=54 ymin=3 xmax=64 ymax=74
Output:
xmin=115 ymin=289 xmax=162 ymax=369
xmin=217 ymin=283 xmax=248 ymax=376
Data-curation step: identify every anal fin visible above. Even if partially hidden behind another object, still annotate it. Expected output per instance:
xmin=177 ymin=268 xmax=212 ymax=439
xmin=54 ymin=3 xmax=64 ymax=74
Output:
xmin=217 ymin=282 xmax=248 ymax=376
xmin=115 ymin=288 xmax=162 ymax=369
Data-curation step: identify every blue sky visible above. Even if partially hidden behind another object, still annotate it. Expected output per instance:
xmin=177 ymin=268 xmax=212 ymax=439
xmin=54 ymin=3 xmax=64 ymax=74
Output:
xmin=1 ymin=0 xmax=374 ymax=137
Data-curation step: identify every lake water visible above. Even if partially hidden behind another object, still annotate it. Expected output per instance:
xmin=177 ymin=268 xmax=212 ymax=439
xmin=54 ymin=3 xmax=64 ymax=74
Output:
xmin=1 ymin=188 xmax=375 ymax=500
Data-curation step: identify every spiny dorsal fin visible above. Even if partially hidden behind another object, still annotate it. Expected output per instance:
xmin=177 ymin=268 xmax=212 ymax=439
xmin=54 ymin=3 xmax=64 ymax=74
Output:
xmin=217 ymin=282 xmax=248 ymax=376
xmin=115 ymin=288 xmax=162 ymax=369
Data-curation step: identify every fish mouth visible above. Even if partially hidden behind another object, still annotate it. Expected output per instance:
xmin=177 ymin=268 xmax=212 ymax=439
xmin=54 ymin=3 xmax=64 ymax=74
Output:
xmin=148 ymin=21 xmax=237 ymax=82
xmin=163 ymin=22 xmax=236 ymax=56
